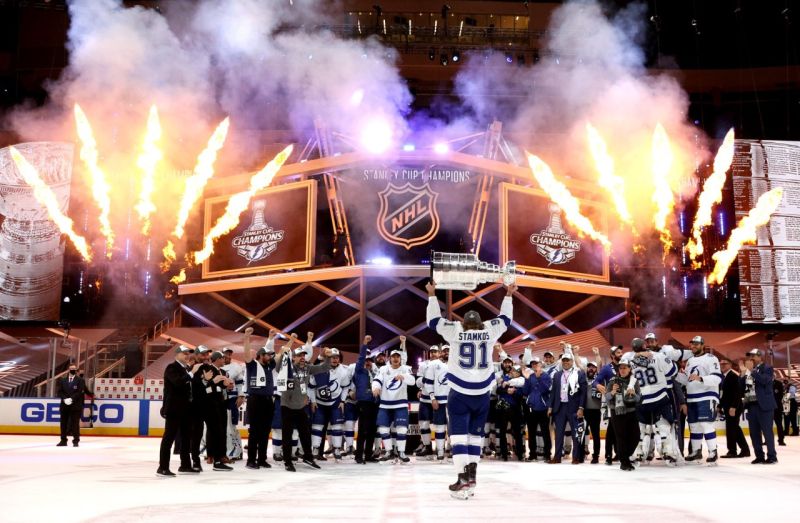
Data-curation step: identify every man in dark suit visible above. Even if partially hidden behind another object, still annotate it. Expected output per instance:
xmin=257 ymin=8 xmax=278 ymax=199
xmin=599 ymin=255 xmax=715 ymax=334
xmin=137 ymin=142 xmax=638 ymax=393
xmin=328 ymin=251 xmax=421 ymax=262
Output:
xmin=719 ymin=359 xmax=750 ymax=458
xmin=158 ymin=345 xmax=196 ymax=477
xmin=56 ymin=362 xmax=86 ymax=447
xmin=740 ymin=349 xmax=778 ymax=464
xmin=548 ymin=353 xmax=587 ymax=464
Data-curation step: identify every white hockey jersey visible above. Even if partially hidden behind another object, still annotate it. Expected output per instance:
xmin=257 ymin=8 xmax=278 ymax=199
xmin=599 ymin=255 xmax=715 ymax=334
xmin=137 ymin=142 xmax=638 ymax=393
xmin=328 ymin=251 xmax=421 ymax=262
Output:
xmin=622 ymin=351 xmax=675 ymax=405
xmin=309 ymin=364 xmax=351 ymax=406
xmin=416 ymin=360 xmax=432 ymax=404
xmin=427 ymin=295 xmax=512 ymax=396
xmin=424 ymin=359 xmax=451 ymax=404
xmin=685 ymin=353 xmax=723 ymax=403
xmin=222 ymin=362 xmax=245 ymax=398
xmin=372 ymin=364 xmax=414 ymax=409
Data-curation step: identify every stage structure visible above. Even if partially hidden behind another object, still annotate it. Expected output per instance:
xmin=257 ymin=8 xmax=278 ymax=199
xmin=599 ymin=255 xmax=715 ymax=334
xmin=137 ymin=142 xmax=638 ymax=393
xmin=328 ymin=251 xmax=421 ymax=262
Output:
xmin=178 ymin=121 xmax=629 ymax=358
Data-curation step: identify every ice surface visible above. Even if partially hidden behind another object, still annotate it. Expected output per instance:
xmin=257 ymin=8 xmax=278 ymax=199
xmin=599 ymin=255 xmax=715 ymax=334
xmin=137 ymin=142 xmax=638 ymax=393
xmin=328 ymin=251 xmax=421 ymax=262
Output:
xmin=1 ymin=435 xmax=798 ymax=522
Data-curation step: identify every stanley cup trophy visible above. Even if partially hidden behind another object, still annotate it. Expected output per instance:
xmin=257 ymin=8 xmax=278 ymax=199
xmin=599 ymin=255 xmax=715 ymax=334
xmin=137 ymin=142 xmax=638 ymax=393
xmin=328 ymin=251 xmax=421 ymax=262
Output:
xmin=430 ymin=251 xmax=517 ymax=291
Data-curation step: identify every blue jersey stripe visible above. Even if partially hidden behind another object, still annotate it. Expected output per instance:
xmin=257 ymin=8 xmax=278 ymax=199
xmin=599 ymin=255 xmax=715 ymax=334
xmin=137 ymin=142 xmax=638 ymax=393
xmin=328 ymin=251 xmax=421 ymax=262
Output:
xmin=446 ymin=372 xmax=494 ymax=391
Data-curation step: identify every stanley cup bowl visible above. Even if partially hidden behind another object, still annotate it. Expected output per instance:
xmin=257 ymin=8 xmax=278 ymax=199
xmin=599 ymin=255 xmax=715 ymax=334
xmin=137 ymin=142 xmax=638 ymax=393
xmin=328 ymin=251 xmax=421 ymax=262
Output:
xmin=430 ymin=251 xmax=517 ymax=291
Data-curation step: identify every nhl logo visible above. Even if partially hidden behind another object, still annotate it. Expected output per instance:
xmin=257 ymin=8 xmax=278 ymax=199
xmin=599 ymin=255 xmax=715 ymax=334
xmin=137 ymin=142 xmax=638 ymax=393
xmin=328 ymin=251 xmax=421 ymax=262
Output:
xmin=530 ymin=203 xmax=581 ymax=265
xmin=232 ymin=200 xmax=285 ymax=263
xmin=377 ymin=182 xmax=440 ymax=250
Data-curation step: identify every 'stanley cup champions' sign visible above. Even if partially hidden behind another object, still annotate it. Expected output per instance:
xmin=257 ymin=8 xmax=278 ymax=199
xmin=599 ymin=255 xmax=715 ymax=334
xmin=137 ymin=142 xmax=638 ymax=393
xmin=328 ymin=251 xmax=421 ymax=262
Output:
xmin=500 ymin=183 xmax=609 ymax=282
xmin=202 ymin=180 xmax=316 ymax=279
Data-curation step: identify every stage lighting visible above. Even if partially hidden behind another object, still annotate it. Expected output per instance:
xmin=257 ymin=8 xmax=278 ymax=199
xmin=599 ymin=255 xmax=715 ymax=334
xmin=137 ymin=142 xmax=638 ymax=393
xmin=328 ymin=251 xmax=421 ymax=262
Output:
xmin=505 ymin=52 xmax=513 ymax=64
xmin=434 ymin=142 xmax=449 ymax=154
xmin=428 ymin=47 xmax=436 ymax=61
xmin=452 ymin=49 xmax=460 ymax=62
xmin=440 ymin=52 xmax=449 ymax=66
xmin=402 ymin=143 xmax=416 ymax=151
xmin=360 ymin=118 xmax=392 ymax=154
xmin=369 ymin=256 xmax=393 ymax=266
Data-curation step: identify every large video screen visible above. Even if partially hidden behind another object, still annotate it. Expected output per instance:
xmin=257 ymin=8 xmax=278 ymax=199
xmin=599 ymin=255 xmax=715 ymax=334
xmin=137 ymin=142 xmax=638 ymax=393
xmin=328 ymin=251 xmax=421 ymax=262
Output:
xmin=734 ymin=140 xmax=800 ymax=324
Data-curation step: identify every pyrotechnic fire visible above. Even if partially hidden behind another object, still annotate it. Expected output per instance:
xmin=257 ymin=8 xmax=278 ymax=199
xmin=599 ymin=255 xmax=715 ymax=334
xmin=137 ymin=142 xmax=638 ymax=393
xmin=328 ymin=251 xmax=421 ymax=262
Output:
xmin=525 ymin=152 xmax=612 ymax=249
xmin=173 ymin=117 xmax=230 ymax=240
xmin=9 ymin=146 xmax=92 ymax=261
xmin=161 ymin=240 xmax=176 ymax=272
xmin=170 ymin=268 xmax=187 ymax=285
xmin=651 ymin=123 xmax=676 ymax=260
xmin=134 ymin=105 xmax=163 ymax=235
xmin=586 ymin=123 xmax=633 ymax=227
xmin=192 ymin=144 xmax=293 ymax=265
xmin=74 ymin=104 xmax=114 ymax=257
xmin=686 ymin=128 xmax=735 ymax=264
xmin=708 ymin=187 xmax=783 ymax=285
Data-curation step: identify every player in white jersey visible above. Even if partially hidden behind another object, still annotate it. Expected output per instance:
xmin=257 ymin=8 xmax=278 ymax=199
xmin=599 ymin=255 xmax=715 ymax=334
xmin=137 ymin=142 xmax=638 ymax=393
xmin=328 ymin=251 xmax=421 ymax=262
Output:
xmin=622 ymin=338 xmax=679 ymax=466
xmin=221 ymin=348 xmax=245 ymax=461
xmin=309 ymin=348 xmax=350 ymax=461
xmin=415 ymin=345 xmax=440 ymax=458
xmin=684 ymin=335 xmax=723 ymax=465
xmin=426 ymin=280 xmax=516 ymax=499
xmin=372 ymin=346 xmax=414 ymax=463
xmin=425 ymin=347 xmax=451 ymax=461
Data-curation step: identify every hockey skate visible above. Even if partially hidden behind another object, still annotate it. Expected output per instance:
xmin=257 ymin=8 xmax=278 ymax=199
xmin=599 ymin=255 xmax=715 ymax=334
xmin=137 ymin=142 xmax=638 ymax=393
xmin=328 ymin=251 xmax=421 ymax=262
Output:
xmin=466 ymin=462 xmax=477 ymax=497
xmin=333 ymin=449 xmax=342 ymax=462
xmin=706 ymin=450 xmax=718 ymax=466
xmin=379 ymin=450 xmax=398 ymax=463
xmin=436 ymin=454 xmax=446 ymax=463
xmin=415 ymin=445 xmax=433 ymax=458
xmin=449 ymin=467 xmax=471 ymax=500
xmin=398 ymin=452 xmax=411 ymax=464
xmin=685 ymin=449 xmax=703 ymax=463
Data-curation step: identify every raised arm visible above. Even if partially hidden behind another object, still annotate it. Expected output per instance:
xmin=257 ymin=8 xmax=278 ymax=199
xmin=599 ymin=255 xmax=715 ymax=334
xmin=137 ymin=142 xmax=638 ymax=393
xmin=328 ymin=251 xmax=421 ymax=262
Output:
xmin=425 ymin=281 xmax=458 ymax=338
xmin=243 ymin=327 xmax=255 ymax=364
xmin=356 ymin=335 xmax=371 ymax=372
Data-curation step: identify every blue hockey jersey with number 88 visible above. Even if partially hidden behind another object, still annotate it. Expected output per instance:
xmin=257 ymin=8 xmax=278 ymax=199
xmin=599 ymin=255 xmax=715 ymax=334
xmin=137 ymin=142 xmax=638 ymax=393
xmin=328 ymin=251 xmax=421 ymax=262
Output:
xmin=426 ymin=296 xmax=512 ymax=396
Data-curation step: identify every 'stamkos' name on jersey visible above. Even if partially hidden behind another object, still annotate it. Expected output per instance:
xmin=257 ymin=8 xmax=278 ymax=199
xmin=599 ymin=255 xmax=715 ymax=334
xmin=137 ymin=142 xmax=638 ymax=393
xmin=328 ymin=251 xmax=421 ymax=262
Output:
xmin=458 ymin=332 xmax=490 ymax=342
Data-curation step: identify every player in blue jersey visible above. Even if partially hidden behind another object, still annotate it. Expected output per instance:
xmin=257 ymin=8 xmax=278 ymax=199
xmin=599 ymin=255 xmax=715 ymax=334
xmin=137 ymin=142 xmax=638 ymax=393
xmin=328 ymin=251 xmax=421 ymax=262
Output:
xmin=426 ymin=280 xmax=516 ymax=499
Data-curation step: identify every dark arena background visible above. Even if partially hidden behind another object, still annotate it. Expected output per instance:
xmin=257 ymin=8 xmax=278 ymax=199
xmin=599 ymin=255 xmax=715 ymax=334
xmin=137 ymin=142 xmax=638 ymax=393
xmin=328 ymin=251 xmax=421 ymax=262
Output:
xmin=0 ymin=1 xmax=799 ymax=521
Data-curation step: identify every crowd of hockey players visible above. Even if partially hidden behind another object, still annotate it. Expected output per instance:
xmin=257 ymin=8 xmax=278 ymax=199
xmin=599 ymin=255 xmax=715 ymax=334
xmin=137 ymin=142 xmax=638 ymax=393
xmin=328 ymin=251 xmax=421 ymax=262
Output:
xmin=159 ymin=328 xmax=786 ymax=479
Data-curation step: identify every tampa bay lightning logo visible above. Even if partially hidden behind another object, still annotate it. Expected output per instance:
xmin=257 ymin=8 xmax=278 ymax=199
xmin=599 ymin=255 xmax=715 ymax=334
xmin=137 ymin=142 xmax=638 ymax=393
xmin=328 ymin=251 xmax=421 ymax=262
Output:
xmin=438 ymin=374 xmax=449 ymax=387
xmin=387 ymin=376 xmax=404 ymax=391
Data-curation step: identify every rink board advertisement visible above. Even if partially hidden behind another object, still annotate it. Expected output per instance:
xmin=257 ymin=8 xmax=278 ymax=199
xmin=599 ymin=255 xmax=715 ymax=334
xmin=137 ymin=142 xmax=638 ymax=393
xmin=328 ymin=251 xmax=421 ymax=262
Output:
xmin=733 ymin=140 xmax=800 ymax=323
xmin=202 ymin=180 xmax=317 ymax=279
xmin=498 ymin=183 xmax=610 ymax=282
xmin=0 ymin=398 xmax=148 ymax=436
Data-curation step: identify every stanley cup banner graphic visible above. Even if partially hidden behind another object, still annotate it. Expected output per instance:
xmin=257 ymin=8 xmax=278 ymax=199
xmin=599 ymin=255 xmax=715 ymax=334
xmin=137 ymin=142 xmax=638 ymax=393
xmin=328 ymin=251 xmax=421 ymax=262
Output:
xmin=232 ymin=199 xmax=285 ymax=263
xmin=0 ymin=142 xmax=74 ymax=320
xmin=202 ymin=180 xmax=316 ymax=279
xmin=499 ymin=183 xmax=609 ymax=282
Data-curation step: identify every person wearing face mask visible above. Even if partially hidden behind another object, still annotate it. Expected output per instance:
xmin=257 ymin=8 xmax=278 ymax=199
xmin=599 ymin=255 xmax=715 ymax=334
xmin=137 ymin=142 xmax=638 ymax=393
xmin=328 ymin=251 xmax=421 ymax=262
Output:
xmin=57 ymin=363 xmax=87 ymax=448
xmin=584 ymin=361 xmax=603 ymax=463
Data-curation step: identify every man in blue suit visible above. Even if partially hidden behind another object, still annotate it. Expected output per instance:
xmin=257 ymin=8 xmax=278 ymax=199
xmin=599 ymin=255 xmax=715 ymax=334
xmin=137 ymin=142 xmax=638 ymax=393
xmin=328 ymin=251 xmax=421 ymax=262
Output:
xmin=740 ymin=349 xmax=778 ymax=464
xmin=548 ymin=353 xmax=587 ymax=463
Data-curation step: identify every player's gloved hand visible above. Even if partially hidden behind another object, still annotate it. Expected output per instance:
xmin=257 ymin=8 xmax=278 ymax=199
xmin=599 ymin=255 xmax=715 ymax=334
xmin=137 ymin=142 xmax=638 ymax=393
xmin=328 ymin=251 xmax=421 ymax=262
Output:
xmin=64 ymin=398 xmax=73 ymax=406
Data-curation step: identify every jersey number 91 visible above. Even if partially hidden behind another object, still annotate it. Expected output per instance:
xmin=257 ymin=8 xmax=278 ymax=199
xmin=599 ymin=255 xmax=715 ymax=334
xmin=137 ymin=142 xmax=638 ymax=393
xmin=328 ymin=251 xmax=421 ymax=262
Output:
xmin=458 ymin=342 xmax=489 ymax=370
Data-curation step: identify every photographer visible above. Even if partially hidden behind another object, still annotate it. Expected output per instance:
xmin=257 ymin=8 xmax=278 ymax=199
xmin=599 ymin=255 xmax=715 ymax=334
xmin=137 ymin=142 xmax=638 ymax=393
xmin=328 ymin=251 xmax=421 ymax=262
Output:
xmin=606 ymin=359 xmax=641 ymax=471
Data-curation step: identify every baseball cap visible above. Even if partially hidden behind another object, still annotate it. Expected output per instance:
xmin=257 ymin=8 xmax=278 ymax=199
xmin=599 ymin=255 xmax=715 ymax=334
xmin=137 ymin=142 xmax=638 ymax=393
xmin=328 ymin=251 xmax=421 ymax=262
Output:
xmin=543 ymin=351 xmax=554 ymax=357
xmin=210 ymin=351 xmax=224 ymax=362
xmin=747 ymin=348 xmax=763 ymax=357
xmin=176 ymin=345 xmax=194 ymax=354
xmin=512 ymin=365 xmax=522 ymax=372
xmin=293 ymin=347 xmax=307 ymax=356
xmin=587 ymin=361 xmax=597 ymax=367
xmin=561 ymin=353 xmax=574 ymax=361
xmin=464 ymin=310 xmax=482 ymax=324
xmin=530 ymin=356 xmax=541 ymax=364
xmin=390 ymin=349 xmax=403 ymax=356
xmin=503 ymin=355 xmax=513 ymax=362
xmin=618 ymin=359 xmax=632 ymax=367
xmin=429 ymin=345 xmax=440 ymax=352
xmin=441 ymin=345 xmax=450 ymax=351
xmin=690 ymin=336 xmax=704 ymax=344
xmin=222 ymin=347 xmax=234 ymax=354
xmin=329 ymin=348 xmax=341 ymax=357
xmin=196 ymin=345 xmax=211 ymax=354
xmin=645 ymin=333 xmax=656 ymax=340
xmin=256 ymin=346 xmax=274 ymax=357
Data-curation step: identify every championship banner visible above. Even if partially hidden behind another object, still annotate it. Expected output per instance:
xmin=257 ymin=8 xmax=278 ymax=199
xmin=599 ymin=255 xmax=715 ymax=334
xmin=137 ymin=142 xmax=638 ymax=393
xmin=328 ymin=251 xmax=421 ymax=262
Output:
xmin=499 ymin=183 xmax=609 ymax=282
xmin=202 ymin=179 xmax=317 ymax=279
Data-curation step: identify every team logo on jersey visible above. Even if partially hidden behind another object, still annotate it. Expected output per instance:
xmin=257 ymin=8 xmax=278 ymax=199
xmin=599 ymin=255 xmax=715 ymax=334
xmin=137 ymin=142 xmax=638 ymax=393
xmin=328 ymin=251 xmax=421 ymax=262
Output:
xmin=437 ymin=374 xmax=449 ymax=387
xmin=386 ymin=377 xmax=404 ymax=391
xmin=529 ymin=203 xmax=581 ymax=265
xmin=232 ymin=200 xmax=284 ymax=263
xmin=377 ymin=183 xmax=440 ymax=250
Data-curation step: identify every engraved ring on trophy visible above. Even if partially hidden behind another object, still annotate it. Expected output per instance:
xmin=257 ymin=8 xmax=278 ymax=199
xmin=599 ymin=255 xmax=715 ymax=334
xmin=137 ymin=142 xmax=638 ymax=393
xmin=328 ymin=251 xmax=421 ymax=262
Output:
xmin=429 ymin=251 xmax=517 ymax=291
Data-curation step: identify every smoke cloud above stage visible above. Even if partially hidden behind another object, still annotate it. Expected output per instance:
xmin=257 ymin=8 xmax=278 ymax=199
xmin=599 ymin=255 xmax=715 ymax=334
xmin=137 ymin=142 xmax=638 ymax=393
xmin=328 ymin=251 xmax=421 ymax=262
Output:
xmin=0 ymin=0 xmax=745 ymax=326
